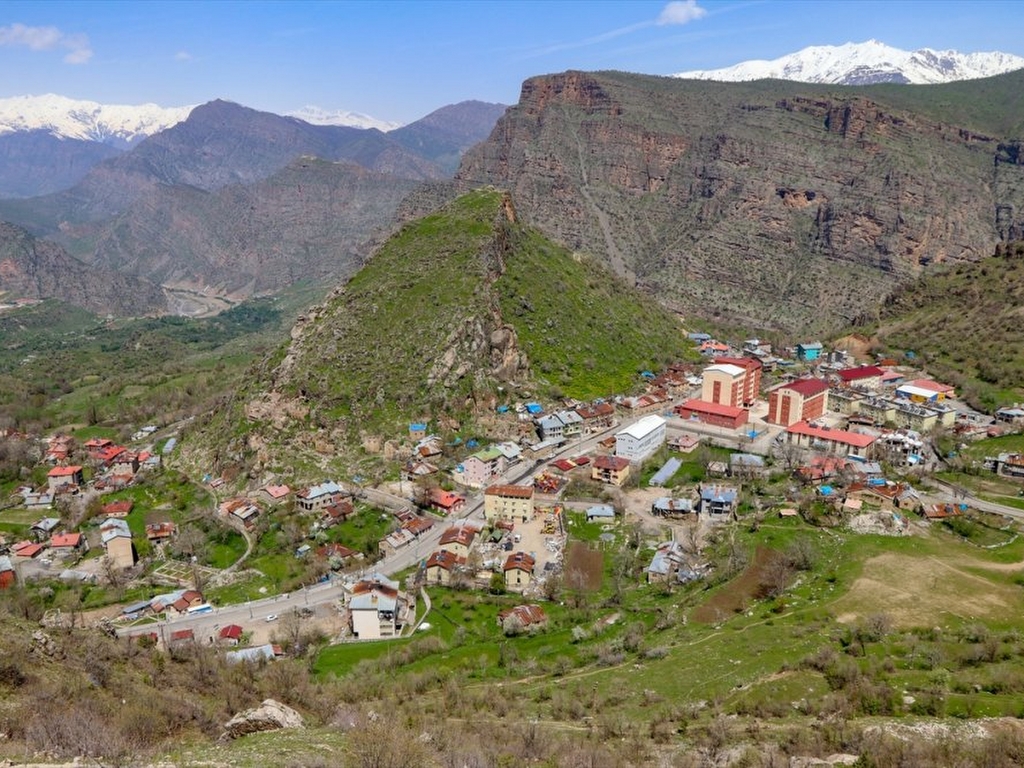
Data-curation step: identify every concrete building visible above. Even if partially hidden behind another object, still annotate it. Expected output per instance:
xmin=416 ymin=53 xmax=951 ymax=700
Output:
xmin=785 ymin=422 xmax=876 ymax=458
xmin=46 ymin=465 xmax=83 ymax=492
xmin=99 ymin=518 xmax=136 ymax=569
xmin=767 ymin=378 xmax=829 ymax=427
xmin=615 ymin=414 xmax=666 ymax=463
xmin=701 ymin=363 xmax=748 ymax=408
xmin=675 ymin=399 xmax=748 ymax=429
xmin=454 ymin=447 xmax=506 ymax=488
xmin=713 ymin=357 xmax=763 ymax=406
xmin=503 ymin=551 xmax=536 ymax=589
xmin=591 ymin=455 xmax=631 ymax=486
xmin=425 ymin=550 xmax=465 ymax=586
xmin=483 ymin=485 xmax=534 ymax=523
xmin=836 ymin=365 xmax=884 ymax=391
xmin=348 ymin=575 xmax=403 ymax=640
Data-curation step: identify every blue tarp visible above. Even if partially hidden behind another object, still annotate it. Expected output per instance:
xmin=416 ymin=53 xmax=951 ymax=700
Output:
xmin=819 ymin=485 xmax=834 ymax=496
xmin=496 ymin=405 xmax=510 ymax=413
xmin=867 ymin=478 xmax=887 ymax=486
xmin=525 ymin=402 xmax=543 ymax=414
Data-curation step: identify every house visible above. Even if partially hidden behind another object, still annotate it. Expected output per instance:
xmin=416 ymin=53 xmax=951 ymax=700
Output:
xmin=402 ymin=516 xmax=434 ymax=538
xmin=168 ymin=628 xmax=195 ymax=646
xmin=438 ymin=524 xmax=478 ymax=558
xmin=901 ymin=379 xmax=955 ymax=400
xmin=21 ymin=490 xmax=53 ymax=510
xmin=585 ymin=504 xmax=616 ymax=522
xmin=0 ymin=555 xmax=15 ymax=589
xmin=795 ymin=455 xmax=846 ymax=483
xmin=497 ymin=604 xmax=547 ymax=631
xmin=668 ymin=434 xmax=700 ymax=453
xmin=378 ymin=528 xmax=416 ymax=557
xmin=712 ymin=357 xmax=763 ymax=406
xmin=729 ymin=453 xmax=767 ymax=479
xmin=92 ymin=444 xmax=127 ymax=468
xmin=536 ymin=410 xmax=583 ymax=441
xmin=699 ymin=485 xmax=739 ymax=516
xmin=483 ymin=484 xmax=534 ymax=523
xmin=219 ymin=498 xmax=262 ymax=529
xmin=49 ymin=532 xmax=87 ymax=559
xmin=503 ymin=551 xmax=536 ymax=589
xmin=219 ymin=624 xmax=244 ymax=646
xmin=260 ymin=484 xmax=291 ymax=504
xmin=493 ymin=441 xmax=523 ymax=465
xmin=46 ymin=465 xmax=83 ymax=492
xmin=425 ymin=549 xmax=466 ymax=586
xmin=101 ymin=500 xmax=134 ymax=518
xmin=404 ymin=459 xmax=439 ymax=479
xmin=796 ymin=342 xmax=823 ymax=362
xmin=414 ymin=436 xmax=444 ymax=459
xmin=836 ymin=365 xmax=884 ymax=391
xmin=348 ymin=574 xmax=403 ymax=639
xmin=591 ymin=455 xmax=631 ymax=486
xmin=44 ymin=434 xmax=75 ymax=464
xmin=924 ymin=503 xmax=966 ymax=520
xmin=615 ymin=414 xmax=667 ymax=464
xmin=12 ymin=541 xmax=43 ymax=559
xmin=675 ymin=399 xmax=748 ymax=430
xmin=295 ymin=481 xmax=346 ymax=512
xmin=453 ymin=447 xmax=506 ymax=488
xmin=651 ymin=497 xmax=694 ymax=517
xmin=575 ymin=401 xmax=616 ymax=432
xmin=409 ymin=422 xmax=428 ymax=441
xmin=767 ymin=378 xmax=830 ymax=427
xmin=428 ymin=488 xmax=466 ymax=516
xmin=171 ymin=589 xmax=205 ymax=613
xmin=110 ymin=451 xmax=140 ymax=477
xmin=31 ymin=517 xmax=61 ymax=541
xmin=320 ymin=500 xmax=355 ymax=527
xmin=317 ymin=542 xmax=358 ymax=568
xmin=145 ymin=522 xmax=176 ymax=542
xmin=99 ymin=518 xmax=136 ymax=568
xmin=647 ymin=541 xmax=686 ymax=582
xmin=785 ymin=421 xmax=876 ymax=458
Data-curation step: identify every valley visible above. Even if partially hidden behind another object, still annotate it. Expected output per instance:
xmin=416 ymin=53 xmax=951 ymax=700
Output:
xmin=3 ymin=63 xmax=1024 ymax=767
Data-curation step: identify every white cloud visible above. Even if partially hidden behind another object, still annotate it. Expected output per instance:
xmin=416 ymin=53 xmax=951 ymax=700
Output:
xmin=0 ymin=22 xmax=92 ymax=64
xmin=175 ymin=50 xmax=193 ymax=61
xmin=657 ymin=1 xmax=707 ymax=26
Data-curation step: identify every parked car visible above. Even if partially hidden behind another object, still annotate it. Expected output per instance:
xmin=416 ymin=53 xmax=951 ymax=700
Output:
xmin=265 ymin=614 xmax=278 ymax=622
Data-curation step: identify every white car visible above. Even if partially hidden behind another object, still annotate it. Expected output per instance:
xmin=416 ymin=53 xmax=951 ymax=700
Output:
xmin=265 ymin=614 xmax=278 ymax=622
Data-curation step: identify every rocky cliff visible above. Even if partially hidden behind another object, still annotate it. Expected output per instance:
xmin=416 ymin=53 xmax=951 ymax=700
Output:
xmin=456 ymin=70 xmax=1024 ymax=334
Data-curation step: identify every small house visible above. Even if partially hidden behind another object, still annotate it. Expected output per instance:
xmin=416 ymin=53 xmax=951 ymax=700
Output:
xmin=503 ymin=551 xmax=536 ymax=589
xmin=425 ymin=549 xmax=466 ymax=586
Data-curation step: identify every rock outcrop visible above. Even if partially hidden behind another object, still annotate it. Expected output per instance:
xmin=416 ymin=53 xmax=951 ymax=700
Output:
xmin=223 ymin=698 xmax=304 ymax=739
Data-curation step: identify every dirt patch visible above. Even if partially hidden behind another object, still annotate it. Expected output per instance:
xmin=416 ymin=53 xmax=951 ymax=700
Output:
xmin=831 ymin=551 xmax=1021 ymax=628
xmin=692 ymin=546 xmax=784 ymax=624
xmin=564 ymin=541 xmax=603 ymax=592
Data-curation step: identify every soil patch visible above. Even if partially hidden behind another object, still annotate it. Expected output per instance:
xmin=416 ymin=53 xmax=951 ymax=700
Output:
xmin=564 ymin=541 xmax=603 ymax=592
xmin=692 ymin=546 xmax=784 ymax=624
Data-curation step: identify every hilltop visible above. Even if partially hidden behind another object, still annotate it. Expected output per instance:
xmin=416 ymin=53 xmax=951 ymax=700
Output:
xmin=186 ymin=188 xmax=692 ymax=475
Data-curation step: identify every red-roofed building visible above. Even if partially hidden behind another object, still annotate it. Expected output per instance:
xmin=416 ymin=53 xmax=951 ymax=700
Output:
xmin=169 ymin=628 xmax=194 ymax=645
xmin=425 ymin=549 xmax=466 ymax=586
xmin=321 ymin=500 xmax=355 ymax=527
xmin=12 ymin=541 xmax=43 ymax=559
xmin=575 ymin=402 xmax=616 ymax=432
xmin=219 ymin=624 xmax=244 ymax=645
xmin=497 ymin=604 xmax=548 ymax=630
xmin=401 ymin=516 xmax=434 ymax=537
xmin=428 ymin=488 xmax=466 ymax=516
xmin=503 ymin=551 xmax=536 ymax=589
xmin=260 ymin=484 xmax=292 ymax=504
xmin=785 ymin=421 xmax=876 ymax=458
xmin=145 ymin=522 xmax=176 ymax=542
xmin=46 ymin=465 xmax=83 ymax=492
xmin=836 ymin=366 xmax=884 ymax=390
xmin=767 ymin=378 xmax=830 ymax=427
xmin=438 ymin=525 xmax=478 ymax=558
xmin=102 ymin=500 xmax=134 ymax=518
xmin=675 ymin=399 xmax=748 ymax=430
xmin=49 ymin=532 xmax=87 ymax=557
xmin=591 ymin=455 xmax=632 ymax=486
xmin=317 ymin=542 xmax=358 ymax=566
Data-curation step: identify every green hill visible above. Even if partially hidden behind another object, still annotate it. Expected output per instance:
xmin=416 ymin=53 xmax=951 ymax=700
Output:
xmin=858 ymin=241 xmax=1024 ymax=411
xmin=190 ymin=188 xmax=693 ymax=475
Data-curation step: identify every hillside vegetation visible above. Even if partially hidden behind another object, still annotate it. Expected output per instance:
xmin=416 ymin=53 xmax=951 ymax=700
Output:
xmin=190 ymin=189 xmax=693 ymax=476
xmin=860 ymin=241 xmax=1024 ymax=410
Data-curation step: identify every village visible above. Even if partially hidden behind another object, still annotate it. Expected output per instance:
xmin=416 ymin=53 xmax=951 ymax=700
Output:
xmin=3 ymin=330 xmax=1024 ymax=665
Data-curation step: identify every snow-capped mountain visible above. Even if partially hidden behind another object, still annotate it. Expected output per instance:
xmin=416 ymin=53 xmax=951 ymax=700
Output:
xmin=286 ymin=106 xmax=401 ymax=132
xmin=673 ymin=40 xmax=1024 ymax=85
xmin=0 ymin=94 xmax=195 ymax=147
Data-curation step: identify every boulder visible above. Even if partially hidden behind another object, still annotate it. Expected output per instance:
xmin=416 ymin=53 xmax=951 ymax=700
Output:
xmin=223 ymin=698 xmax=304 ymax=739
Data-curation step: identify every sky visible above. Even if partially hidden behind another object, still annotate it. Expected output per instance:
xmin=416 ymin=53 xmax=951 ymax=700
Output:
xmin=1 ymin=0 xmax=1021 ymax=125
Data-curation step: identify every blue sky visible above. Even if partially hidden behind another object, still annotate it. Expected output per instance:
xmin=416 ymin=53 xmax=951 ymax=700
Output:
xmin=1 ymin=1 xmax=1021 ymax=124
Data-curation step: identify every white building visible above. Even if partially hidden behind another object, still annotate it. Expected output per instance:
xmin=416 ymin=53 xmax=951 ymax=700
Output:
xmin=615 ymin=414 xmax=667 ymax=464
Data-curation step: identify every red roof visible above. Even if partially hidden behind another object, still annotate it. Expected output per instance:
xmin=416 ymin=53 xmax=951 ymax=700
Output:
xmin=837 ymin=365 xmax=883 ymax=383
xmin=102 ymin=500 xmax=134 ymax=517
xmin=13 ymin=541 xmax=43 ymax=558
xmin=677 ymin=399 xmax=745 ymax=418
xmin=263 ymin=484 xmax=291 ymax=498
xmin=426 ymin=549 xmax=465 ymax=571
xmin=318 ymin=542 xmax=357 ymax=560
xmin=498 ymin=604 xmax=547 ymax=626
xmin=170 ymin=629 xmax=194 ymax=642
xmin=219 ymin=624 xmax=244 ymax=640
xmin=402 ymin=516 xmax=434 ymax=536
xmin=484 ymin=484 xmax=534 ymax=499
xmin=550 ymin=458 xmax=577 ymax=472
xmin=715 ymin=356 xmax=762 ymax=371
xmin=592 ymin=455 xmax=631 ymax=471
xmin=503 ymin=551 xmax=536 ymax=572
xmin=47 ymin=465 xmax=82 ymax=477
xmin=439 ymin=526 xmax=477 ymax=547
xmin=904 ymin=378 xmax=955 ymax=394
xmin=429 ymin=488 xmax=465 ymax=509
xmin=50 ymin=532 xmax=82 ymax=548
xmin=778 ymin=378 xmax=829 ymax=397
xmin=787 ymin=421 xmax=875 ymax=448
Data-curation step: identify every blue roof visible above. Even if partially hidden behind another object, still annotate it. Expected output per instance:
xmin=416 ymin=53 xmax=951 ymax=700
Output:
xmin=819 ymin=485 xmax=834 ymax=496
xmin=409 ymin=423 xmax=426 ymax=431
xmin=496 ymin=405 xmax=510 ymax=413
xmin=649 ymin=457 xmax=682 ymax=487
xmin=586 ymin=504 xmax=616 ymax=518
xmin=525 ymin=402 xmax=543 ymax=414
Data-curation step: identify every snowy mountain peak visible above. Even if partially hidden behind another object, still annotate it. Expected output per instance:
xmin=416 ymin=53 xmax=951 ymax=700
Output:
xmin=672 ymin=40 xmax=1024 ymax=86
xmin=285 ymin=106 xmax=402 ymax=132
xmin=0 ymin=94 xmax=195 ymax=147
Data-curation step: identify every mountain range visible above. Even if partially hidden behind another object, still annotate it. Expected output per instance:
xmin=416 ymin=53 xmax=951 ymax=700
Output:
xmin=673 ymin=40 xmax=1024 ymax=86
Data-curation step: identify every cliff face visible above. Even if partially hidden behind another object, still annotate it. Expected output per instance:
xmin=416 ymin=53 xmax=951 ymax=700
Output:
xmin=456 ymin=70 xmax=1024 ymax=334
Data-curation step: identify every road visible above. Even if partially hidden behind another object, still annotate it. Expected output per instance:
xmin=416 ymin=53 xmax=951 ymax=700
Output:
xmin=116 ymin=405 xmax=681 ymax=641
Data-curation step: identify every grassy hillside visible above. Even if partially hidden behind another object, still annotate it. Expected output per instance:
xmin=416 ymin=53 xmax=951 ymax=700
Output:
xmin=257 ymin=188 xmax=693 ymax=435
xmin=856 ymin=242 xmax=1024 ymax=411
